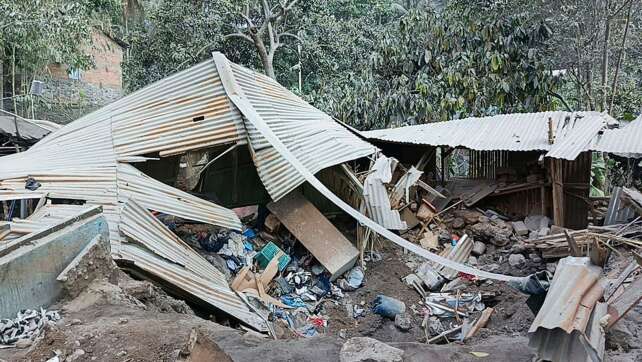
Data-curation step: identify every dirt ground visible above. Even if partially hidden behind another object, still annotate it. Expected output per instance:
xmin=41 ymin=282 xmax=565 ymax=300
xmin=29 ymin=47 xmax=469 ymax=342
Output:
xmin=1 ymin=232 xmax=641 ymax=361
xmin=0 ymin=276 xmax=538 ymax=362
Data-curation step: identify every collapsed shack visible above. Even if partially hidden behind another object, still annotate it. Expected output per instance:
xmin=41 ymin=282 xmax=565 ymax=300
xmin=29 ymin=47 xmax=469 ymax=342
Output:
xmin=363 ymin=112 xmax=642 ymax=230
xmin=0 ymin=51 xmax=641 ymax=360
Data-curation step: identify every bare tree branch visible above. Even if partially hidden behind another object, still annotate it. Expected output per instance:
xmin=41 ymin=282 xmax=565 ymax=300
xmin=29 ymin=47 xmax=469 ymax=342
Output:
xmin=278 ymin=32 xmax=301 ymax=42
xmin=223 ymin=32 xmax=253 ymax=43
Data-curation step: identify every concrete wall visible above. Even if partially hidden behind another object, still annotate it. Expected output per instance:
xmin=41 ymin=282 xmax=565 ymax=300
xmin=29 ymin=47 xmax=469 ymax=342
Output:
xmin=0 ymin=211 xmax=109 ymax=318
xmin=39 ymin=30 xmax=124 ymax=123
xmin=47 ymin=30 xmax=124 ymax=90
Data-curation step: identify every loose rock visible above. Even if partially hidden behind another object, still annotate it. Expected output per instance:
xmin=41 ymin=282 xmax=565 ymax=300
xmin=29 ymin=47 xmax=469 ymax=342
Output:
xmin=340 ymin=337 xmax=404 ymax=362
xmin=451 ymin=217 xmax=465 ymax=229
xmin=472 ymin=241 xmax=486 ymax=256
xmin=394 ymin=313 xmax=412 ymax=331
xmin=508 ymin=254 xmax=526 ymax=267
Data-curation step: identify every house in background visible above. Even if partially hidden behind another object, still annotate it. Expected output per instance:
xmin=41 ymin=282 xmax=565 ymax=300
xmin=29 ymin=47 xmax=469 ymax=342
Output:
xmin=41 ymin=29 xmax=126 ymax=123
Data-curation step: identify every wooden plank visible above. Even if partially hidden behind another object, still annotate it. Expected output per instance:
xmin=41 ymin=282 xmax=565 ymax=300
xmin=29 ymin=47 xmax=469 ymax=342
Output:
xmin=604 ymin=261 xmax=639 ymax=302
xmin=463 ymin=183 xmax=498 ymax=207
xmin=267 ymin=191 xmax=359 ymax=280
xmin=551 ymin=158 xmax=564 ymax=227
xmin=465 ymin=308 xmax=494 ymax=339
xmin=564 ymin=230 xmax=582 ymax=256
xmin=607 ymin=275 xmax=642 ymax=328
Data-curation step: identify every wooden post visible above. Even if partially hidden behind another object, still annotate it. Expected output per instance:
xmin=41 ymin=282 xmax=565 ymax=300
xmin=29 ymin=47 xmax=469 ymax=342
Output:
xmin=551 ymin=158 xmax=565 ymax=227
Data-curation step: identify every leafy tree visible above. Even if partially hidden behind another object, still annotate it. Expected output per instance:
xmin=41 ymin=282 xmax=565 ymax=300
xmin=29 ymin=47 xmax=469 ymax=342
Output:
xmin=0 ymin=0 xmax=121 ymax=111
xmin=224 ymin=0 xmax=300 ymax=80
xmin=324 ymin=6 xmax=559 ymax=129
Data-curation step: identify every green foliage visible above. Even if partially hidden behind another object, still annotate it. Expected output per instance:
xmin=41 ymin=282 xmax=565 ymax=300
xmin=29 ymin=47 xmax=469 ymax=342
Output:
xmin=323 ymin=6 xmax=559 ymax=129
xmin=122 ymin=0 xmax=259 ymax=92
xmin=0 ymin=0 xmax=121 ymax=75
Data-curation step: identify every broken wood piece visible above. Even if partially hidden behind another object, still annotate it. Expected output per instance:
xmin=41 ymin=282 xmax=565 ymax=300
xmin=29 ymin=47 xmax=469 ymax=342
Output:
xmin=416 ymin=199 xmax=437 ymax=221
xmin=419 ymin=230 xmax=439 ymax=251
xmin=606 ymin=274 xmax=642 ymax=329
xmin=400 ymin=207 xmax=420 ymax=229
xmin=416 ymin=180 xmax=446 ymax=199
xmin=425 ymin=301 xmax=468 ymax=318
xmin=463 ymin=183 xmax=498 ymax=207
xmin=589 ymin=238 xmax=608 ymax=267
xmin=564 ymin=230 xmax=582 ymax=257
xmin=604 ymin=261 xmax=639 ymax=302
xmin=427 ymin=325 xmax=462 ymax=344
xmin=465 ymin=308 xmax=494 ymax=339
xmin=263 ymin=214 xmax=281 ymax=233
xmin=267 ymin=191 xmax=359 ymax=280
xmin=231 ymin=267 xmax=256 ymax=293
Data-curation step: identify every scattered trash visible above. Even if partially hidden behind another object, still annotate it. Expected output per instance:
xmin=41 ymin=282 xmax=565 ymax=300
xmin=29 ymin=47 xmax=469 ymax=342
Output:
xmin=394 ymin=313 xmax=412 ymax=331
xmin=346 ymin=266 xmax=364 ymax=289
xmin=256 ymin=242 xmax=290 ymax=271
xmin=372 ymin=295 xmax=406 ymax=319
xmin=0 ymin=308 xmax=60 ymax=345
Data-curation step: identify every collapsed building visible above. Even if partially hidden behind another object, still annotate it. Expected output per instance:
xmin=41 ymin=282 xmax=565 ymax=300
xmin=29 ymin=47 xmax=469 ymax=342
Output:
xmin=363 ymin=112 xmax=642 ymax=229
xmin=1 ymin=53 xmax=642 ymax=361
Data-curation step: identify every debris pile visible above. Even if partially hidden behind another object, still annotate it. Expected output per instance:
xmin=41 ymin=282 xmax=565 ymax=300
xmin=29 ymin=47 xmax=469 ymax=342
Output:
xmin=0 ymin=309 xmax=60 ymax=347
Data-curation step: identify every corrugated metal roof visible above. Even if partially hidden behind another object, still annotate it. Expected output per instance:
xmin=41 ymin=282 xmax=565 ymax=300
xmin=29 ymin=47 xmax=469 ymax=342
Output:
xmin=528 ymin=257 xmax=606 ymax=362
xmin=362 ymin=156 xmax=406 ymax=230
xmin=214 ymin=53 xmax=377 ymax=201
xmin=215 ymin=52 xmax=522 ymax=283
xmin=591 ymin=115 xmax=642 ymax=157
xmin=363 ymin=111 xmax=615 ymax=160
xmin=0 ymin=110 xmax=52 ymax=142
xmin=0 ymin=58 xmax=263 ymax=328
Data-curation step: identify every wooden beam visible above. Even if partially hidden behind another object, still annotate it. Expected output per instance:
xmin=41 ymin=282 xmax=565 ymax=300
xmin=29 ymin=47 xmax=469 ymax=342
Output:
xmin=564 ymin=230 xmax=582 ymax=256
xmin=606 ymin=275 xmax=642 ymax=329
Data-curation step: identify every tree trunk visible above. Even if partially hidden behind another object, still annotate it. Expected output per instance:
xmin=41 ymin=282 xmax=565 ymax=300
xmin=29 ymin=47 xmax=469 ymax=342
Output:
xmin=600 ymin=2 xmax=611 ymax=112
xmin=261 ymin=55 xmax=276 ymax=80
xmin=609 ymin=0 xmax=633 ymax=114
xmin=12 ymin=46 xmax=17 ymax=115
xmin=252 ymin=35 xmax=276 ymax=80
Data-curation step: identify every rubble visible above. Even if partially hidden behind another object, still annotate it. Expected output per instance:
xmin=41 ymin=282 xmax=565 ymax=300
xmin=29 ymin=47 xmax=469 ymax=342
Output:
xmin=468 ymin=219 xmax=512 ymax=246
xmin=508 ymin=254 xmax=526 ymax=268
xmin=0 ymin=46 xmax=641 ymax=362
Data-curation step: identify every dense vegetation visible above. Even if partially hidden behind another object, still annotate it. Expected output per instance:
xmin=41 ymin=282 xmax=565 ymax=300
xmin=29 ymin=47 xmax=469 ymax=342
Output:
xmin=1 ymin=0 xmax=640 ymax=128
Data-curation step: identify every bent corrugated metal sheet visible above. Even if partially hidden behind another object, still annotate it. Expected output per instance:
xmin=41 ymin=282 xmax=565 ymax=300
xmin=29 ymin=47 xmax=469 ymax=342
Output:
xmin=528 ymin=257 xmax=606 ymax=362
xmin=213 ymin=52 xmax=521 ymax=283
xmin=0 ymin=53 xmax=381 ymax=330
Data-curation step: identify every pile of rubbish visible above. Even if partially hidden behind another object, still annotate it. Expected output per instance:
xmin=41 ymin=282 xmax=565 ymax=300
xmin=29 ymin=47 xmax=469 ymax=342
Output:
xmin=0 ymin=309 xmax=60 ymax=346
xmin=172 ymin=214 xmax=368 ymax=339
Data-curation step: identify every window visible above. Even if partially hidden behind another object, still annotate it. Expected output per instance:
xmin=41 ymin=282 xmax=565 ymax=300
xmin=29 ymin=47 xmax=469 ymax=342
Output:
xmin=69 ymin=68 xmax=81 ymax=80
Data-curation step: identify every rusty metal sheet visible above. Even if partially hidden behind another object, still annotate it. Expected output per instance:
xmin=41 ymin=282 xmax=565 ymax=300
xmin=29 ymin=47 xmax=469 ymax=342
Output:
xmin=267 ymin=191 xmax=359 ymax=280
xmin=528 ymin=257 xmax=605 ymax=362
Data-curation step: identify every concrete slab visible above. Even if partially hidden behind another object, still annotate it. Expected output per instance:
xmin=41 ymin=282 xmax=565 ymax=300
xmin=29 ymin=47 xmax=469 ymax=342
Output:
xmin=0 ymin=206 xmax=109 ymax=318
